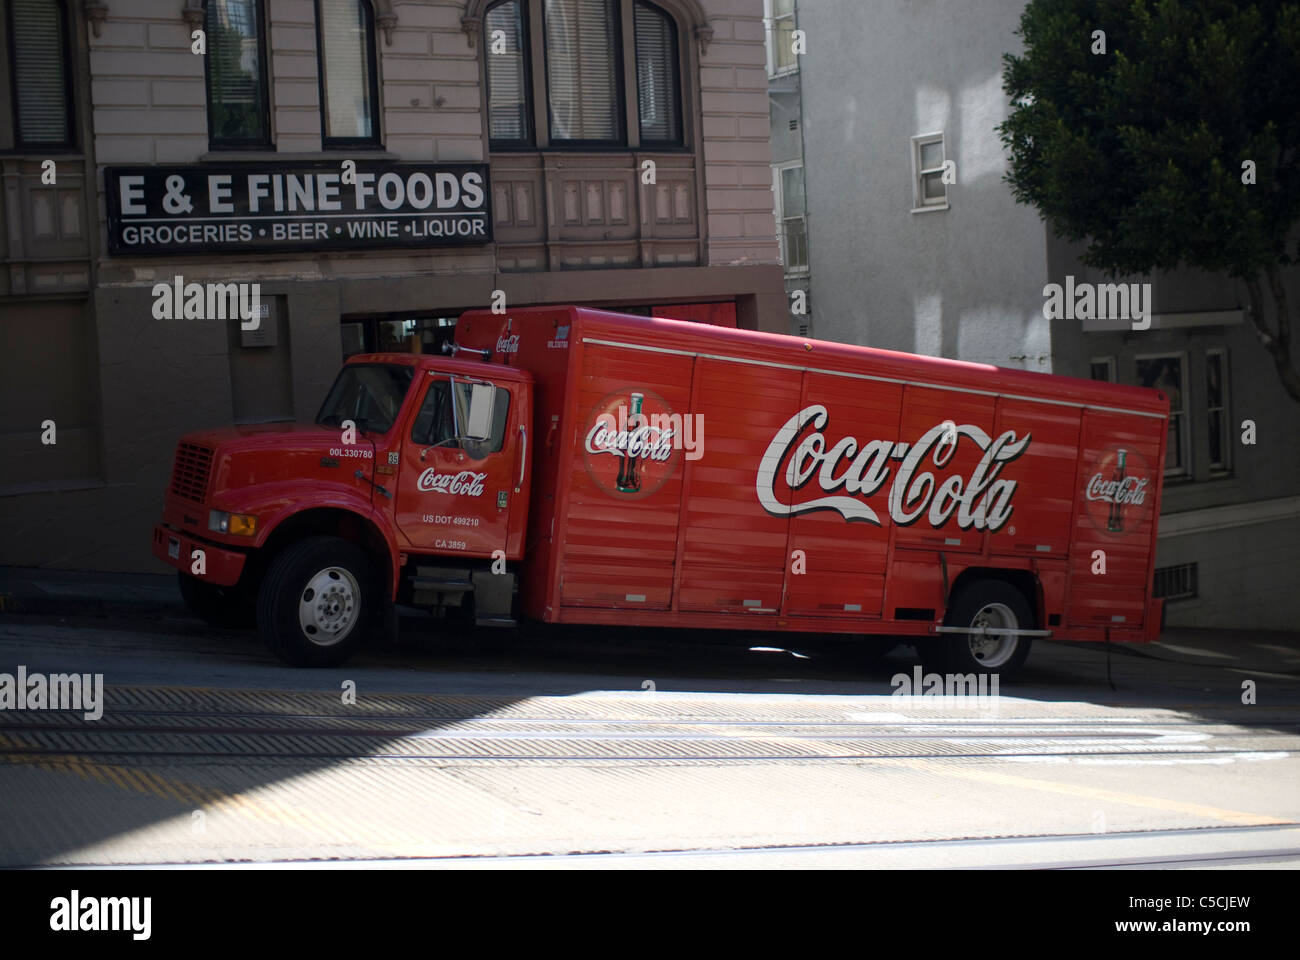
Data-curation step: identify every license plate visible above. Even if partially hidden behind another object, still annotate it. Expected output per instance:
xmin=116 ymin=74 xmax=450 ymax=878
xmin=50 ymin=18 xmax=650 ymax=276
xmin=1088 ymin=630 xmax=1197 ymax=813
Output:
xmin=168 ymin=537 xmax=180 ymax=560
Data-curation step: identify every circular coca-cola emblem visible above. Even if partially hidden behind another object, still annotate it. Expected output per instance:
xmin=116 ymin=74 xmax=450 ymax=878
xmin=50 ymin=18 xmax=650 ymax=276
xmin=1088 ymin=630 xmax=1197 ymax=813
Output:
xmin=1081 ymin=444 xmax=1153 ymax=538
xmin=582 ymin=388 xmax=681 ymax=500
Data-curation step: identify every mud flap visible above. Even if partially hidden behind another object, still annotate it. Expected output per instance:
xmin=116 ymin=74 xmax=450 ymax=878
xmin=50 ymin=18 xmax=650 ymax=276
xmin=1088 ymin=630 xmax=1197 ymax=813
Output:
xmin=472 ymin=569 xmax=516 ymax=626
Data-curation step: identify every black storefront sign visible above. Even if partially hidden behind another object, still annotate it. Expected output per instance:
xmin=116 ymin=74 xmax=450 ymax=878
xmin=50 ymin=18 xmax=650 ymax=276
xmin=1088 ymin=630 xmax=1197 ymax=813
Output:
xmin=105 ymin=162 xmax=492 ymax=256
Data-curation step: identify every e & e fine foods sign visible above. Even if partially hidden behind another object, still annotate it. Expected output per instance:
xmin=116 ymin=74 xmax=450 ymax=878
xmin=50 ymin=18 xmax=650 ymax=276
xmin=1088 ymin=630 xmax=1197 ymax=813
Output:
xmin=104 ymin=162 xmax=492 ymax=256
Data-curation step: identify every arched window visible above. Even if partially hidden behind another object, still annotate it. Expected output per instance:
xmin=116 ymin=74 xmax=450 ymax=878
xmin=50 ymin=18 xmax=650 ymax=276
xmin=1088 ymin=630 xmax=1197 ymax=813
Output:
xmin=633 ymin=1 xmax=680 ymax=145
xmin=545 ymin=0 xmax=622 ymax=144
xmin=204 ymin=0 xmax=271 ymax=149
xmin=316 ymin=0 xmax=381 ymax=147
xmin=7 ymin=0 xmax=73 ymax=148
xmin=485 ymin=0 xmax=531 ymax=144
xmin=483 ymin=0 xmax=685 ymax=150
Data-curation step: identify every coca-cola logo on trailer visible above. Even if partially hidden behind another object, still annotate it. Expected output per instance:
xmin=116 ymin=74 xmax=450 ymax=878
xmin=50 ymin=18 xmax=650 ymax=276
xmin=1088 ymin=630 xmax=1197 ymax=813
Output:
xmin=417 ymin=468 xmax=487 ymax=496
xmin=1081 ymin=445 xmax=1152 ymax=537
xmin=756 ymin=406 xmax=1032 ymax=530
xmin=583 ymin=389 xmax=681 ymax=500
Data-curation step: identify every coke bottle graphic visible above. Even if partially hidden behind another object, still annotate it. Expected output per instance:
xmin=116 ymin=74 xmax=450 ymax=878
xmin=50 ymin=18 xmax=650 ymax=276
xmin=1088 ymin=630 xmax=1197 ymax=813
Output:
xmin=1107 ymin=448 xmax=1127 ymax=533
xmin=616 ymin=392 xmax=644 ymax=494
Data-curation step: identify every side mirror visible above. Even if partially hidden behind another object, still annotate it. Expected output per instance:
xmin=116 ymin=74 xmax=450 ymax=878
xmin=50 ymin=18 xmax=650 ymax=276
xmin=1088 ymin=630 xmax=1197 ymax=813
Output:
xmin=463 ymin=382 xmax=496 ymax=441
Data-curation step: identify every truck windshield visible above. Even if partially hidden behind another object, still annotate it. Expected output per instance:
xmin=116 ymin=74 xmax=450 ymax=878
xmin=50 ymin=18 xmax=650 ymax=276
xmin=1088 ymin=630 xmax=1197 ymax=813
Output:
xmin=316 ymin=364 xmax=414 ymax=435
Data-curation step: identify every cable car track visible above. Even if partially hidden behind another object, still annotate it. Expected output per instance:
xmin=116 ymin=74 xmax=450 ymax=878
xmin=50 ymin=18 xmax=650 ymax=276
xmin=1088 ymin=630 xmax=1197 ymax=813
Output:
xmin=1 ymin=701 xmax=1295 ymax=765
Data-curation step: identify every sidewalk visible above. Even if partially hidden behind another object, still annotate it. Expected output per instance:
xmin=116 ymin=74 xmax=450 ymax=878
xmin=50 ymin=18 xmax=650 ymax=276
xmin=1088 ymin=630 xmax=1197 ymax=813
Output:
xmin=1 ymin=565 xmax=1297 ymax=674
xmin=0 ymin=566 xmax=179 ymax=616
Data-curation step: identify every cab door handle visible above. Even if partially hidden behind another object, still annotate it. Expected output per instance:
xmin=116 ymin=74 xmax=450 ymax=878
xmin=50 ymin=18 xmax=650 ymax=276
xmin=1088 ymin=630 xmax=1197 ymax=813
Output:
xmin=515 ymin=425 xmax=527 ymax=493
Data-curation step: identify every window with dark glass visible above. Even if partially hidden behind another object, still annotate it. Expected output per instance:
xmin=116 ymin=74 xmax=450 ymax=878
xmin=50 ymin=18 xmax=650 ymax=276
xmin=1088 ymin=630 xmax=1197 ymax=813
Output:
xmin=544 ymin=0 xmax=622 ymax=144
xmin=8 ymin=0 xmax=73 ymax=147
xmin=633 ymin=1 xmax=680 ymax=144
xmin=1089 ymin=357 xmax=1116 ymax=382
xmin=316 ymin=0 xmax=380 ymax=146
xmin=1136 ymin=354 xmax=1188 ymax=477
xmin=316 ymin=364 xmax=414 ymax=434
xmin=486 ymin=0 xmax=531 ymax=145
xmin=204 ymin=0 xmax=271 ymax=149
xmin=412 ymin=380 xmax=511 ymax=457
xmin=1206 ymin=349 xmax=1229 ymax=473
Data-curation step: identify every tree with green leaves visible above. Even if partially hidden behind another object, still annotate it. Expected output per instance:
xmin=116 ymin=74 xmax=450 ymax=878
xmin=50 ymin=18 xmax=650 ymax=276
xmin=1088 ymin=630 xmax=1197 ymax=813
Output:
xmin=1000 ymin=0 xmax=1300 ymax=402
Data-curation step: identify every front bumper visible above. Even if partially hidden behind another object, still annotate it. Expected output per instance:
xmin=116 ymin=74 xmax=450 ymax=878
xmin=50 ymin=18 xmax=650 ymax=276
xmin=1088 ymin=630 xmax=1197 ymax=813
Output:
xmin=151 ymin=524 xmax=247 ymax=587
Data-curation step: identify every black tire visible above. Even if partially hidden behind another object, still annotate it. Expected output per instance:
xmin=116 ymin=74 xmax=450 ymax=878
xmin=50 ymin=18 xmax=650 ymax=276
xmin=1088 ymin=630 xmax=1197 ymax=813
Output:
xmin=923 ymin=579 xmax=1034 ymax=681
xmin=177 ymin=572 xmax=256 ymax=628
xmin=257 ymin=536 xmax=376 ymax=667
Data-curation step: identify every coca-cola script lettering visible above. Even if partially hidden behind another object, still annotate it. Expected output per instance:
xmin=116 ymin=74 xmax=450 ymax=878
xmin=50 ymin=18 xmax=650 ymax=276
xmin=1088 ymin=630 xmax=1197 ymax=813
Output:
xmin=417 ymin=469 xmax=487 ymax=497
xmin=756 ymin=406 xmax=1031 ymax=530
xmin=1085 ymin=474 xmax=1148 ymax=506
xmin=496 ymin=334 xmax=520 ymax=354
xmin=585 ymin=419 xmax=676 ymax=463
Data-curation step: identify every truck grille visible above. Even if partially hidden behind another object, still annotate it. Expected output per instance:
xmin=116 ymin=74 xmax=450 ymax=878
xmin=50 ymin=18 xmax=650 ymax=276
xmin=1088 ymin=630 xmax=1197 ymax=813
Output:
xmin=171 ymin=443 xmax=213 ymax=503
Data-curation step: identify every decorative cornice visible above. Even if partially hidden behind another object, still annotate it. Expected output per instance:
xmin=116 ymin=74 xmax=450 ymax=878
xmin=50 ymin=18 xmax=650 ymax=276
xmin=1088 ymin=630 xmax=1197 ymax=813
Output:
xmin=462 ymin=14 xmax=483 ymax=48
xmin=180 ymin=0 xmax=203 ymax=29
xmin=695 ymin=23 xmax=713 ymax=57
xmin=83 ymin=1 xmax=108 ymax=38
xmin=374 ymin=0 xmax=397 ymax=45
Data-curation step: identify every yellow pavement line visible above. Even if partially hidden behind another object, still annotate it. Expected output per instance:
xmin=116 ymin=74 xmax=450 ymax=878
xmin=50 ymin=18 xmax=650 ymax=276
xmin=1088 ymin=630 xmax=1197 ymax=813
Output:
xmin=675 ymin=720 xmax=1293 ymax=827
xmin=2 ymin=751 xmax=429 ymax=851
xmin=880 ymin=756 xmax=1291 ymax=827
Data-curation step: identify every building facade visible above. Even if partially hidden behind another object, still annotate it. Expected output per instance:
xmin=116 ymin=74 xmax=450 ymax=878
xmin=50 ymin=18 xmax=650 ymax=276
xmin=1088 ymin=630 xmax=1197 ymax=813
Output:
xmin=0 ymin=0 xmax=784 ymax=573
xmin=794 ymin=0 xmax=1299 ymax=630
xmin=762 ymin=0 xmax=807 ymax=335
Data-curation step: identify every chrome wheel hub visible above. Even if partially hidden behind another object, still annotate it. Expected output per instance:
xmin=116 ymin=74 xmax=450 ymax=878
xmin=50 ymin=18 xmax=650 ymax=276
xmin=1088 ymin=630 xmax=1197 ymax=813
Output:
xmin=298 ymin=566 xmax=360 ymax=647
xmin=966 ymin=601 xmax=1019 ymax=669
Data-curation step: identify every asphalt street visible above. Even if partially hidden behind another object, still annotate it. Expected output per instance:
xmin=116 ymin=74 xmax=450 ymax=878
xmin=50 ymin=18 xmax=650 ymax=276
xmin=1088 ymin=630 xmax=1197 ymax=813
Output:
xmin=0 ymin=603 xmax=1297 ymax=868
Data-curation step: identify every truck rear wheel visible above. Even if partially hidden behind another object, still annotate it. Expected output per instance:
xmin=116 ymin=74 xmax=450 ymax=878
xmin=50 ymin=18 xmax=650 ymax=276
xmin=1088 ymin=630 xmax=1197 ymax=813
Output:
xmin=926 ymin=579 xmax=1034 ymax=681
xmin=258 ymin=536 xmax=374 ymax=667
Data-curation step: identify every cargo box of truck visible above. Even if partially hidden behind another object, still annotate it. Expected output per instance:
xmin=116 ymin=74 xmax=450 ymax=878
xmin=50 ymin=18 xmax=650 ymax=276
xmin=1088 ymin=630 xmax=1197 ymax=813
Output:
xmin=155 ymin=305 xmax=1168 ymax=674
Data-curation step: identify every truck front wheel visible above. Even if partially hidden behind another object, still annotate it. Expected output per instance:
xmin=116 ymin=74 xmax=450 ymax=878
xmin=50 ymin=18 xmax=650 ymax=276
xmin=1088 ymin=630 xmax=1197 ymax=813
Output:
xmin=925 ymin=579 xmax=1034 ymax=681
xmin=258 ymin=536 xmax=375 ymax=667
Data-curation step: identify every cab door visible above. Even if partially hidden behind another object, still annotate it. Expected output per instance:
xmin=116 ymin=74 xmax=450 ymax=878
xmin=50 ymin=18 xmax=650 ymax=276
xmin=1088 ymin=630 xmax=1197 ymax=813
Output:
xmin=394 ymin=373 xmax=519 ymax=559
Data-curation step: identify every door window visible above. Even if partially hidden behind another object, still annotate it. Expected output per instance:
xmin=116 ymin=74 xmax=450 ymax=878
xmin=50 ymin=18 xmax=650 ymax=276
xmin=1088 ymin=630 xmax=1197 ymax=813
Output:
xmin=411 ymin=380 xmax=511 ymax=458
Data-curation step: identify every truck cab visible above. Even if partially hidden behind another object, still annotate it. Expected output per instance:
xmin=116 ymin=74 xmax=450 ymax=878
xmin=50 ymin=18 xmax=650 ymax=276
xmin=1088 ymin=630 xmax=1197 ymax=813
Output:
xmin=152 ymin=351 xmax=533 ymax=665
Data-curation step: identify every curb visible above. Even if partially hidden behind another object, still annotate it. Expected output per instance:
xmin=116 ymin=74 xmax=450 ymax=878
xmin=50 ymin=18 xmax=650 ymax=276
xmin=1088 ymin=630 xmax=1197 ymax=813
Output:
xmin=0 ymin=592 xmax=180 ymax=617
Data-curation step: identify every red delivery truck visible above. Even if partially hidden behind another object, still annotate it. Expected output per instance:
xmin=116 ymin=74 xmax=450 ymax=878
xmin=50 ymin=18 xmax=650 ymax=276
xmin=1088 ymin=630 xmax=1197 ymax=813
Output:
xmin=153 ymin=306 xmax=1168 ymax=677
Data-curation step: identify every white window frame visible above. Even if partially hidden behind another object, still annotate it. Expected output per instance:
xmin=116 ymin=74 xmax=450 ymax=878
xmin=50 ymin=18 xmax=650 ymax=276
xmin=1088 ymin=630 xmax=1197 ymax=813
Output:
xmin=1135 ymin=350 xmax=1190 ymax=479
xmin=1205 ymin=347 xmax=1230 ymax=475
xmin=764 ymin=0 xmax=798 ymax=78
xmin=772 ymin=159 xmax=808 ymax=277
xmin=911 ymin=132 xmax=948 ymax=212
xmin=1089 ymin=356 xmax=1117 ymax=382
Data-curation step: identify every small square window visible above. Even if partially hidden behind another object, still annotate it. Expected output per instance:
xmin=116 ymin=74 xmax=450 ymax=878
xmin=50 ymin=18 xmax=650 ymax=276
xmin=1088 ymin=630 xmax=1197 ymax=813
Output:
xmin=1090 ymin=357 xmax=1116 ymax=382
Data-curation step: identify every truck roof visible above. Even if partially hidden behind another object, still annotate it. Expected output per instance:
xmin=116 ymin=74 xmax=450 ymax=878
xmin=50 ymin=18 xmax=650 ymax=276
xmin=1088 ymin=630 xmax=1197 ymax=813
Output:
xmin=457 ymin=306 xmax=1169 ymax=418
xmin=344 ymin=351 xmax=534 ymax=383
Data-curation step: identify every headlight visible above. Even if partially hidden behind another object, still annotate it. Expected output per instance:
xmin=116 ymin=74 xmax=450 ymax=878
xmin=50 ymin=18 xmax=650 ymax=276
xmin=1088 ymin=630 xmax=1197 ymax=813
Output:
xmin=208 ymin=510 xmax=257 ymax=536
